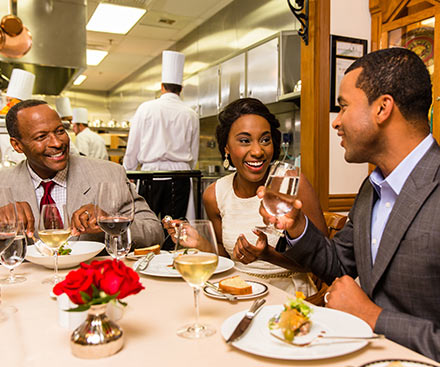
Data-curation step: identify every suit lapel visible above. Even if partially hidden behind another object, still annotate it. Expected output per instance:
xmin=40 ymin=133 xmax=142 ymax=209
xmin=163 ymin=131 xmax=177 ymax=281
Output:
xmin=12 ymin=162 xmax=40 ymax=220
xmin=370 ymin=143 xmax=440 ymax=292
xmin=66 ymin=156 xmax=92 ymax=216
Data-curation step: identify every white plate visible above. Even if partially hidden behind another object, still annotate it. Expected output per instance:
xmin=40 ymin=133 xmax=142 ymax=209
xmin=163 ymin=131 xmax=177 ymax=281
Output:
xmin=203 ymin=280 xmax=268 ymax=300
xmin=359 ymin=360 xmax=438 ymax=367
xmin=139 ymin=252 xmax=234 ymax=278
xmin=26 ymin=241 xmax=105 ymax=269
xmin=221 ymin=304 xmax=372 ymax=360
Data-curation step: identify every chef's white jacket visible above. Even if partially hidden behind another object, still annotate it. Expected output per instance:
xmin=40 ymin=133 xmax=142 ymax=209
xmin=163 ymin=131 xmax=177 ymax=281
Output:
xmin=123 ymin=93 xmax=199 ymax=171
xmin=74 ymin=127 xmax=108 ymax=160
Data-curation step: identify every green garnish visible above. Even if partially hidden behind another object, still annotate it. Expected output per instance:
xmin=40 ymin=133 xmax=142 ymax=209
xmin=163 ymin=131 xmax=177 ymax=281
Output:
xmin=58 ymin=244 xmax=72 ymax=256
xmin=284 ymin=297 xmax=312 ymax=317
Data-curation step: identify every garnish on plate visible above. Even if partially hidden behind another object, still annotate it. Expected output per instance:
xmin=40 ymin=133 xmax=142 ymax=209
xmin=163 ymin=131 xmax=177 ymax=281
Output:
xmin=268 ymin=292 xmax=312 ymax=341
xmin=57 ymin=243 xmax=72 ymax=256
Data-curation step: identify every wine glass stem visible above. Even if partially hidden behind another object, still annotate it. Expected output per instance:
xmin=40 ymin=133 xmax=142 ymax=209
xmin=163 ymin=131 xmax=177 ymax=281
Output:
xmin=112 ymin=235 xmax=119 ymax=260
xmin=193 ymin=286 xmax=201 ymax=328
xmin=8 ymin=268 xmax=15 ymax=282
xmin=54 ymin=252 xmax=59 ymax=281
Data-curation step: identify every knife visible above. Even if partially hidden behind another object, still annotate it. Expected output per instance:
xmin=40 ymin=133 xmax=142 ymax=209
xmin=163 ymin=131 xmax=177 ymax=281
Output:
xmin=226 ymin=298 xmax=266 ymax=343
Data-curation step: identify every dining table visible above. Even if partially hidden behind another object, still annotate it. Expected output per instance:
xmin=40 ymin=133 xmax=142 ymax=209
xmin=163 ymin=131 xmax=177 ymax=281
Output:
xmin=0 ymin=256 xmax=438 ymax=367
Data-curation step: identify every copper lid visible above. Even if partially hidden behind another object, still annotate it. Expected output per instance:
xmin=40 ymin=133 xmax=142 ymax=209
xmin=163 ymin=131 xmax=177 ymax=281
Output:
xmin=1 ymin=15 xmax=23 ymax=37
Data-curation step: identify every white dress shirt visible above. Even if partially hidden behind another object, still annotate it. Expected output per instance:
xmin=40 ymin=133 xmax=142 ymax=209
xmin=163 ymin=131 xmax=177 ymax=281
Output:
xmin=27 ymin=162 xmax=67 ymax=220
xmin=123 ymin=93 xmax=199 ymax=171
xmin=369 ymin=134 xmax=434 ymax=264
xmin=74 ymin=127 xmax=108 ymax=160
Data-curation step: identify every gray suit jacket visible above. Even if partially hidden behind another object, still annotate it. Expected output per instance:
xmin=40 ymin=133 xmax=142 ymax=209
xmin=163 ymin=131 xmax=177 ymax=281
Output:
xmin=0 ymin=155 xmax=164 ymax=247
xmin=283 ymin=142 xmax=440 ymax=361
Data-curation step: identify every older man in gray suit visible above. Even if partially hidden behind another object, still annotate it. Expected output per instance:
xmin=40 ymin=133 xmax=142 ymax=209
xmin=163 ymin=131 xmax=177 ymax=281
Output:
xmin=1 ymin=100 xmax=164 ymax=247
xmin=235 ymin=48 xmax=440 ymax=361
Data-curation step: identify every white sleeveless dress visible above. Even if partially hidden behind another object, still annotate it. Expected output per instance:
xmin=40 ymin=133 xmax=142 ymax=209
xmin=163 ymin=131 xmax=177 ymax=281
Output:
xmin=215 ymin=173 xmax=316 ymax=296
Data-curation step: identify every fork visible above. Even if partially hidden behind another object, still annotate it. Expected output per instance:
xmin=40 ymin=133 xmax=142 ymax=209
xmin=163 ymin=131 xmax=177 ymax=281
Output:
xmin=205 ymin=281 xmax=238 ymax=302
xmin=270 ymin=330 xmax=384 ymax=347
xmin=133 ymin=252 xmax=155 ymax=272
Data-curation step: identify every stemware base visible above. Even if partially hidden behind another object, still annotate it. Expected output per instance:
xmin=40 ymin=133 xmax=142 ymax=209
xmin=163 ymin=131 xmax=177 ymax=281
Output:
xmin=254 ymin=225 xmax=285 ymax=237
xmin=177 ymin=323 xmax=216 ymax=339
xmin=0 ymin=275 xmax=26 ymax=284
xmin=42 ymin=274 xmax=64 ymax=285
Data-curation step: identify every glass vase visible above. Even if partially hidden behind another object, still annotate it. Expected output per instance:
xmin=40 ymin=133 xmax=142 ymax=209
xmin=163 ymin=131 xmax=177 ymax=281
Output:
xmin=70 ymin=304 xmax=124 ymax=359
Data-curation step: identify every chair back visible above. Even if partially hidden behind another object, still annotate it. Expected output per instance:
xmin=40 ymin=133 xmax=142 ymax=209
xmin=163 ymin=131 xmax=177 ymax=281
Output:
xmin=324 ymin=212 xmax=347 ymax=239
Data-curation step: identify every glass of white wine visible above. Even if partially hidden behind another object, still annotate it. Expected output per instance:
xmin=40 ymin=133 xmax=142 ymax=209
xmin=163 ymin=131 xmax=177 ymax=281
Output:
xmin=39 ymin=204 xmax=71 ymax=285
xmin=255 ymin=160 xmax=300 ymax=237
xmin=173 ymin=219 xmax=218 ymax=339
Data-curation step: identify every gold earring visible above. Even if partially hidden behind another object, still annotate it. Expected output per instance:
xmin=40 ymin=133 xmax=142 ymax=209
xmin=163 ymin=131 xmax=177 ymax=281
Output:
xmin=223 ymin=153 xmax=230 ymax=169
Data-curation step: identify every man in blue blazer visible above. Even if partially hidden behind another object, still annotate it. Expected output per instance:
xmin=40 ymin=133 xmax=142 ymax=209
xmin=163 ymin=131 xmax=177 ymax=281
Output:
xmin=235 ymin=48 xmax=440 ymax=361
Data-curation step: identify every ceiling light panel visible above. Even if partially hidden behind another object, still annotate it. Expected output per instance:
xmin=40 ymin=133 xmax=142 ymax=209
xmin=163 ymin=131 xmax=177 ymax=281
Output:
xmin=87 ymin=3 xmax=146 ymax=34
xmin=87 ymin=49 xmax=109 ymax=66
xmin=73 ymin=75 xmax=87 ymax=86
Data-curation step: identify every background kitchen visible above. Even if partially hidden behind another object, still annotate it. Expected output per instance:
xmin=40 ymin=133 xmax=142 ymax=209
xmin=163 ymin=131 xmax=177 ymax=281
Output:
xmin=0 ymin=0 xmax=304 ymax=216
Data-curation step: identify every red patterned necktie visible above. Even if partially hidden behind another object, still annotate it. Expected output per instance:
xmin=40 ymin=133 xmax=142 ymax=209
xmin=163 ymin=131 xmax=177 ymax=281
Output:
xmin=40 ymin=181 xmax=63 ymax=228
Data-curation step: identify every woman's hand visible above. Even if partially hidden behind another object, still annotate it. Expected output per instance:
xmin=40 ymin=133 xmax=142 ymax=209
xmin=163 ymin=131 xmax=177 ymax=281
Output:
xmin=233 ymin=229 xmax=269 ymax=264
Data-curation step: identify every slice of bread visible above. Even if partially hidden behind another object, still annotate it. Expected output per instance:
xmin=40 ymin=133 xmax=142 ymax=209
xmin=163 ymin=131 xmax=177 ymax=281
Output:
xmin=134 ymin=244 xmax=161 ymax=256
xmin=219 ymin=275 xmax=252 ymax=295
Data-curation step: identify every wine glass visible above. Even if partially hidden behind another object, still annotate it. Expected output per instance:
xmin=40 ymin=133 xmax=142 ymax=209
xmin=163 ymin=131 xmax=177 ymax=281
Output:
xmin=96 ymin=181 xmax=135 ymax=260
xmin=0 ymin=187 xmax=18 ymax=320
xmin=173 ymin=219 xmax=219 ymax=339
xmin=104 ymin=228 xmax=132 ymax=260
xmin=0 ymin=225 xmax=27 ymax=284
xmin=39 ymin=204 xmax=71 ymax=285
xmin=255 ymin=160 xmax=300 ymax=237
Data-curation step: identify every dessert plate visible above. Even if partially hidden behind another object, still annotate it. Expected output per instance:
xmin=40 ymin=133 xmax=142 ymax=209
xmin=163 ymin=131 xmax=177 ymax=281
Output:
xmin=203 ymin=280 xmax=268 ymax=300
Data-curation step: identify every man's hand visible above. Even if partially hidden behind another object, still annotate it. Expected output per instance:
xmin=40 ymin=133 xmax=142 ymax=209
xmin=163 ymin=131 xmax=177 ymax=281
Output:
xmin=325 ymin=275 xmax=382 ymax=330
xmin=71 ymin=204 xmax=102 ymax=236
xmin=233 ymin=229 xmax=268 ymax=264
xmin=15 ymin=202 xmax=35 ymax=237
xmin=257 ymin=186 xmax=307 ymax=239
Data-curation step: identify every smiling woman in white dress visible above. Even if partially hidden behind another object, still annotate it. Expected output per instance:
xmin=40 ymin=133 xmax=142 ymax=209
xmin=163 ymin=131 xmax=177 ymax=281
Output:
xmin=202 ymin=98 xmax=328 ymax=296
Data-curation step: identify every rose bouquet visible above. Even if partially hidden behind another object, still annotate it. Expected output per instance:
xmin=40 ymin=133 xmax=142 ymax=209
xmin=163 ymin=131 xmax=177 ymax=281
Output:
xmin=53 ymin=259 xmax=144 ymax=311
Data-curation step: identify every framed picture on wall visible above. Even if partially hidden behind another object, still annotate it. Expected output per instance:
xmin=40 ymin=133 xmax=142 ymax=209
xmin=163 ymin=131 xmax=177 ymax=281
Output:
xmin=330 ymin=35 xmax=368 ymax=112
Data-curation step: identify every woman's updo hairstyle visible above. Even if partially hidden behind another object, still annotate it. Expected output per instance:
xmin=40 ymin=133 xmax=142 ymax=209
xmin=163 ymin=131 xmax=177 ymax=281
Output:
xmin=215 ymin=98 xmax=281 ymax=168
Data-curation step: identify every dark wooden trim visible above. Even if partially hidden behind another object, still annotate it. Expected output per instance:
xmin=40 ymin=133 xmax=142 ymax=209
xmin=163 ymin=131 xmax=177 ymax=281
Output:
xmin=300 ymin=0 xmax=330 ymax=211
xmin=328 ymin=194 xmax=356 ymax=212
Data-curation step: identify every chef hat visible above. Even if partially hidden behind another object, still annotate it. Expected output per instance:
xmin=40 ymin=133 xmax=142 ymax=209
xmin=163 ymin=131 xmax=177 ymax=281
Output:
xmin=56 ymin=97 xmax=73 ymax=118
xmin=72 ymin=107 xmax=88 ymax=125
xmin=161 ymin=50 xmax=185 ymax=85
xmin=6 ymin=69 xmax=35 ymax=100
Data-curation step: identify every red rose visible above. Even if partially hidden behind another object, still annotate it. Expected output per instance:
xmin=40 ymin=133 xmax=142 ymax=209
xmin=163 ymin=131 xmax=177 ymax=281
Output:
xmin=53 ymin=267 xmax=94 ymax=304
xmin=98 ymin=260 xmax=144 ymax=299
xmin=81 ymin=259 xmax=113 ymax=284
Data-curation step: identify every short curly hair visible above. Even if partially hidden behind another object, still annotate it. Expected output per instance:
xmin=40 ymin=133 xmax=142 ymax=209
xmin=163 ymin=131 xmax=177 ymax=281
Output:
xmin=216 ymin=98 xmax=281 ymax=167
xmin=6 ymin=99 xmax=48 ymax=139
xmin=346 ymin=47 xmax=432 ymax=125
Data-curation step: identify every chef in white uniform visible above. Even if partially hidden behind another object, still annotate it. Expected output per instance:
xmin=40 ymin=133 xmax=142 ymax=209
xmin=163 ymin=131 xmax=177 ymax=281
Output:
xmin=0 ymin=69 xmax=35 ymax=164
xmin=123 ymin=50 xmax=199 ymax=242
xmin=55 ymin=96 xmax=80 ymax=156
xmin=72 ymin=107 xmax=108 ymax=160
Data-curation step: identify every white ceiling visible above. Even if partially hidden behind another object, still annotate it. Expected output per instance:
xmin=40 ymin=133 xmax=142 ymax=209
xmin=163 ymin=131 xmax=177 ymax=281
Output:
xmin=76 ymin=0 xmax=234 ymax=92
